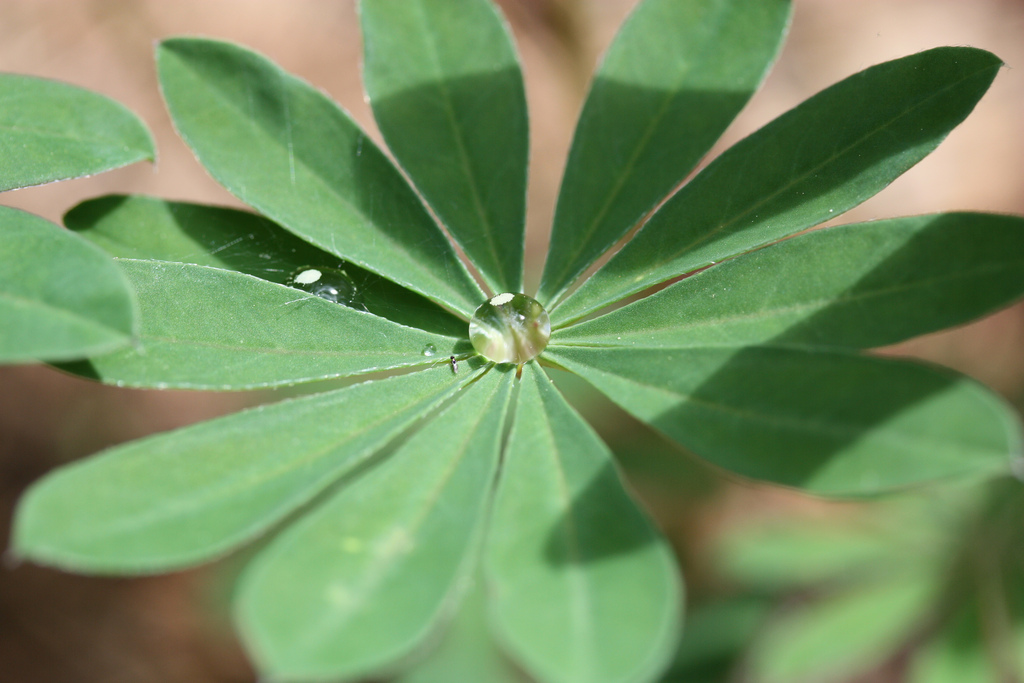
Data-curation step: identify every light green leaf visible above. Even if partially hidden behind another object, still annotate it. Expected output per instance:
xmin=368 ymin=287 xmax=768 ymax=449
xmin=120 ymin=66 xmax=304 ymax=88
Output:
xmin=749 ymin=575 xmax=937 ymax=683
xmin=486 ymin=362 xmax=681 ymax=683
xmin=394 ymin=574 xmax=528 ymax=683
xmin=65 ymin=194 xmax=466 ymax=337
xmin=552 ymin=47 xmax=1003 ymax=325
xmin=0 ymin=74 xmax=154 ymax=191
xmin=61 ymin=259 xmax=463 ymax=389
xmin=237 ymin=367 xmax=514 ymax=681
xmin=546 ymin=346 xmax=1021 ymax=496
xmin=0 ymin=206 xmax=135 ymax=362
xmin=553 ymin=214 xmax=1024 ymax=349
xmin=12 ymin=367 xmax=472 ymax=573
xmin=719 ymin=519 xmax=926 ymax=592
xmin=156 ymin=38 xmax=484 ymax=317
xmin=361 ymin=0 xmax=528 ymax=294
xmin=910 ymin=600 xmax=1024 ymax=683
xmin=537 ymin=0 xmax=791 ymax=305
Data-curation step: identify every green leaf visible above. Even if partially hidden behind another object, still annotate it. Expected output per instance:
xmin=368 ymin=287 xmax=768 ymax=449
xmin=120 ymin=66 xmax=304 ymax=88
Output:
xmin=0 ymin=74 xmax=154 ymax=192
xmin=552 ymin=47 xmax=1003 ymax=325
xmin=65 ymin=194 xmax=341 ymax=284
xmin=546 ymin=346 xmax=1021 ymax=495
xmin=237 ymin=367 xmax=514 ymax=681
xmin=657 ymin=597 xmax=770 ymax=683
xmin=156 ymin=38 xmax=484 ymax=317
xmin=485 ymin=362 xmax=681 ymax=683
xmin=65 ymin=194 xmax=466 ymax=337
xmin=361 ymin=0 xmax=528 ymax=294
xmin=12 ymin=367 xmax=472 ymax=572
xmin=553 ymin=213 xmax=1024 ymax=349
xmin=537 ymin=0 xmax=792 ymax=305
xmin=748 ymin=575 xmax=937 ymax=683
xmin=61 ymin=259 xmax=462 ymax=389
xmin=719 ymin=519 xmax=924 ymax=591
xmin=393 ymin=574 xmax=527 ymax=683
xmin=909 ymin=600 xmax=1024 ymax=683
xmin=0 ymin=206 xmax=135 ymax=363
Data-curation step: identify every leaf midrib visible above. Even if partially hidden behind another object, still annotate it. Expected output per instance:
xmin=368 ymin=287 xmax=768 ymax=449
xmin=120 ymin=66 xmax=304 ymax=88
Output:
xmin=46 ymin=376 xmax=466 ymax=552
xmin=572 ymin=359 xmax=1007 ymax=462
xmin=293 ymin=375 xmax=504 ymax=659
xmin=543 ymin=3 xmax=733 ymax=305
xmin=413 ymin=0 xmax=505 ymax=293
xmin=553 ymin=258 xmax=1024 ymax=345
xmin=536 ymin=383 xmax=595 ymax=680
xmin=0 ymin=289 xmax=129 ymax=340
xmin=166 ymin=47 xmax=478 ymax=315
xmin=555 ymin=57 xmax=998 ymax=320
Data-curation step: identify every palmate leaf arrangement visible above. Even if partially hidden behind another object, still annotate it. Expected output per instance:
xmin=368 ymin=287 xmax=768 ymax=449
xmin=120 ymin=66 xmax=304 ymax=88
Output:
xmin=5 ymin=0 xmax=1024 ymax=681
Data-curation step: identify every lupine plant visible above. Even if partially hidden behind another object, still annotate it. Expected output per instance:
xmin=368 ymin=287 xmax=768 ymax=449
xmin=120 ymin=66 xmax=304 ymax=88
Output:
xmin=0 ymin=74 xmax=152 ymax=363
xmin=6 ymin=0 xmax=1024 ymax=681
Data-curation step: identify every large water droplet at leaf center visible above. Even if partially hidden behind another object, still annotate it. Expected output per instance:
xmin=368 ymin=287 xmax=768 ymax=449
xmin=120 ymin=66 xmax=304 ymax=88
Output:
xmin=469 ymin=293 xmax=550 ymax=364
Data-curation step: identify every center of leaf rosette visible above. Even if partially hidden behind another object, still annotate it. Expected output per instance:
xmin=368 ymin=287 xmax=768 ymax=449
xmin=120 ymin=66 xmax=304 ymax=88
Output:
xmin=469 ymin=293 xmax=551 ymax=364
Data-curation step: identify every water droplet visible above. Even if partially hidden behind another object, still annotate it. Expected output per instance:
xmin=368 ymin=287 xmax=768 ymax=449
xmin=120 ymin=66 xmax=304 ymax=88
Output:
xmin=421 ymin=344 xmax=437 ymax=357
xmin=469 ymin=293 xmax=550 ymax=364
xmin=288 ymin=265 xmax=359 ymax=306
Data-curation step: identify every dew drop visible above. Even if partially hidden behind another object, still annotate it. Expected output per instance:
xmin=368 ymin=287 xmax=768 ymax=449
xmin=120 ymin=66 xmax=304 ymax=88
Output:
xmin=421 ymin=344 xmax=437 ymax=357
xmin=288 ymin=265 xmax=359 ymax=306
xmin=469 ymin=293 xmax=550 ymax=364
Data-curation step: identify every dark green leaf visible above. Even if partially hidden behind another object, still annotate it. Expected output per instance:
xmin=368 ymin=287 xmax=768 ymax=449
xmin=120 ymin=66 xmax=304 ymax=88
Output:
xmin=537 ymin=0 xmax=791 ymax=305
xmin=657 ymin=598 xmax=770 ymax=683
xmin=552 ymin=47 xmax=1003 ymax=325
xmin=0 ymin=207 xmax=135 ymax=362
xmin=62 ymin=260 xmax=463 ymax=389
xmin=12 ymin=367 xmax=473 ymax=572
xmin=156 ymin=38 xmax=484 ymax=317
xmin=909 ymin=599 xmax=1024 ymax=683
xmin=237 ymin=367 xmax=514 ymax=680
xmin=553 ymin=214 xmax=1024 ymax=349
xmin=546 ymin=346 xmax=1020 ymax=495
xmin=361 ymin=0 xmax=528 ymax=294
xmin=65 ymin=194 xmax=466 ymax=337
xmin=485 ymin=362 xmax=681 ymax=683
xmin=0 ymin=74 xmax=154 ymax=191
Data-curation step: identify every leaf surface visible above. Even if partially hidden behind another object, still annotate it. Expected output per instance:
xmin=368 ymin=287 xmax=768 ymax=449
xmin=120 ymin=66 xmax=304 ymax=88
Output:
xmin=749 ymin=575 xmax=937 ymax=683
xmin=62 ymin=260 xmax=462 ymax=389
xmin=485 ymin=362 xmax=681 ymax=683
xmin=13 ymin=367 xmax=472 ymax=573
xmin=910 ymin=598 xmax=1024 ymax=683
xmin=65 ymin=194 xmax=466 ymax=337
xmin=362 ymin=0 xmax=528 ymax=293
xmin=546 ymin=346 xmax=1021 ymax=496
xmin=553 ymin=214 xmax=1024 ymax=349
xmin=538 ymin=0 xmax=791 ymax=305
xmin=237 ymin=367 xmax=513 ymax=680
xmin=0 ymin=207 xmax=135 ymax=362
xmin=552 ymin=47 xmax=1003 ymax=324
xmin=0 ymin=74 xmax=154 ymax=191
xmin=393 ymin=574 xmax=526 ymax=683
xmin=156 ymin=38 xmax=483 ymax=317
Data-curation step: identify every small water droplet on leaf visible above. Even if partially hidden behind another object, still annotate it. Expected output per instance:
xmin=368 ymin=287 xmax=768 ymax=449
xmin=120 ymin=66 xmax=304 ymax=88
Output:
xmin=288 ymin=266 xmax=359 ymax=306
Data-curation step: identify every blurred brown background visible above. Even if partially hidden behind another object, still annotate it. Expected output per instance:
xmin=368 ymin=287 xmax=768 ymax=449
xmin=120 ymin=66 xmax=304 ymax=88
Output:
xmin=2 ymin=1 xmax=1023 ymax=681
